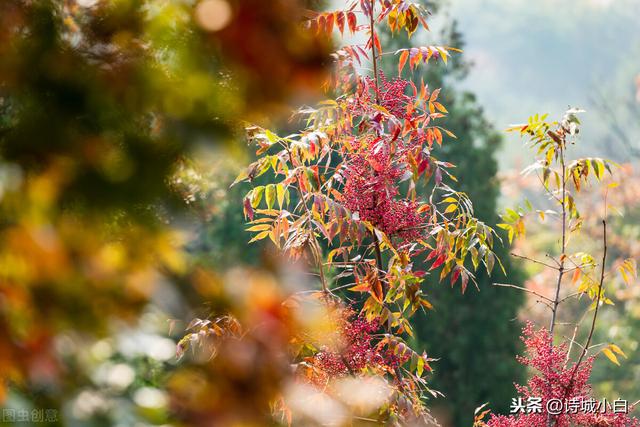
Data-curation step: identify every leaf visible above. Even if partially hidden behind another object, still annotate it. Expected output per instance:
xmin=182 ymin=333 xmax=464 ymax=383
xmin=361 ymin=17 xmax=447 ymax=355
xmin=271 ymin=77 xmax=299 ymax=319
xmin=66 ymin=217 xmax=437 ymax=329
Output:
xmin=265 ymin=184 xmax=276 ymax=209
xmin=430 ymin=88 xmax=441 ymax=102
xmin=265 ymin=129 xmax=279 ymax=143
xmin=231 ymin=169 xmax=248 ymax=187
xmin=416 ymin=355 xmax=425 ymax=377
xmin=250 ymin=186 xmax=264 ymax=208
xmin=243 ymin=197 xmax=254 ymax=220
xmin=420 ymin=298 xmax=433 ymax=310
xmin=276 ymin=184 xmax=286 ymax=208
xmin=347 ymin=11 xmax=356 ymax=34
xmin=349 ymin=282 xmax=371 ymax=293
xmin=371 ymin=277 xmax=384 ymax=304
xmin=571 ymin=268 xmax=581 ymax=286
xmin=433 ymin=102 xmax=448 ymax=113
xmin=245 ymin=224 xmax=271 ymax=232
xmin=434 ymin=128 xmax=443 ymax=146
xmin=602 ymin=347 xmax=620 ymax=366
xmin=398 ymin=50 xmax=409 ymax=76
xmin=373 ymin=33 xmax=382 ymax=55
xmin=609 ymin=343 xmax=627 ymax=359
xmin=430 ymin=253 xmax=446 ymax=271
xmin=335 ymin=11 xmax=345 ymax=34
xmin=249 ymin=231 xmax=270 ymax=243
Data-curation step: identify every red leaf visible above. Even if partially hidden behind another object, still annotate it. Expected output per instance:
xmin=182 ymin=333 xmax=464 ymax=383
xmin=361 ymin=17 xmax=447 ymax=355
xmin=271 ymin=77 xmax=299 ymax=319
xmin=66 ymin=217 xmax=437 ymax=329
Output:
xmin=243 ymin=197 xmax=254 ymax=221
xmin=460 ymin=271 xmax=470 ymax=294
xmin=336 ymin=11 xmax=345 ymax=34
xmin=325 ymin=12 xmax=334 ymax=34
xmin=347 ymin=11 xmax=357 ymax=34
xmin=450 ymin=268 xmax=461 ymax=287
xmin=430 ymin=253 xmax=446 ymax=270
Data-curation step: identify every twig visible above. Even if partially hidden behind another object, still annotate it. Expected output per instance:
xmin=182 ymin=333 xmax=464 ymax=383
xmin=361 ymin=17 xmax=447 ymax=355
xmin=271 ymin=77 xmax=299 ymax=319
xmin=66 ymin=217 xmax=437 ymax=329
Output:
xmin=511 ymin=252 xmax=559 ymax=270
xmin=492 ymin=283 xmax=552 ymax=302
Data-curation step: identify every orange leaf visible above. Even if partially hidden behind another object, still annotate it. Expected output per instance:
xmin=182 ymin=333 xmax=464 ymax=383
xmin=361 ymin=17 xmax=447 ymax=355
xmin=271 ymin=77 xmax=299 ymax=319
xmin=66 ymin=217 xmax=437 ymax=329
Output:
xmin=349 ymin=282 xmax=371 ymax=293
xmin=374 ymin=33 xmax=382 ymax=55
xmin=371 ymin=277 xmax=384 ymax=303
xmin=434 ymin=128 xmax=443 ymax=146
xmin=571 ymin=268 xmax=581 ymax=285
xmin=398 ymin=50 xmax=409 ymax=76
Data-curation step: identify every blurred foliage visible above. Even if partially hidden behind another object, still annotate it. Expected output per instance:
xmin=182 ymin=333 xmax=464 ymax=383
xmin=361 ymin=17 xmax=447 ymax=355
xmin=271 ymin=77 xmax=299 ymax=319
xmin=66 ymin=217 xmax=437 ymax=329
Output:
xmin=0 ymin=0 xmax=330 ymax=422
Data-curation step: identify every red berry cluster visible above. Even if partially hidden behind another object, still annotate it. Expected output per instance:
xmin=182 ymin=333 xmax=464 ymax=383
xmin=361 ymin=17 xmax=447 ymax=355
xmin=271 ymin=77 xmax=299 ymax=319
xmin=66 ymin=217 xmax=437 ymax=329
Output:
xmin=310 ymin=310 xmax=407 ymax=384
xmin=342 ymin=137 xmax=423 ymax=242
xmin=377 ymin=73 xmax=412 ymax=118
xmin=313 ymin=314 xmax=382 ymax=377
xmin=487 ymin=323 xmax=639 ymax=427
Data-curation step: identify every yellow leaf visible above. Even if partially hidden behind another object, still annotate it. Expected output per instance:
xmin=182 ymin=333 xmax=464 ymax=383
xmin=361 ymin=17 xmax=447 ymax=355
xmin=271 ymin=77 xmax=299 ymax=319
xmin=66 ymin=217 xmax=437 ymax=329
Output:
xmin=249 ymin=231 xmax=270 ymax=243
xmin=444 ymin=204 xmax=457 ymax=214
xmin=276 ymin=184 xmax=286 ymax=208
xmin=245 ymin=224 xmax=271 ymax=232
xmin=265 ymin=184 xmax=276 ymax=209
xmin=602 ymin=348 xmax=620 ymax=366
xmin=609 ymin=344 xmax=627 ymax=359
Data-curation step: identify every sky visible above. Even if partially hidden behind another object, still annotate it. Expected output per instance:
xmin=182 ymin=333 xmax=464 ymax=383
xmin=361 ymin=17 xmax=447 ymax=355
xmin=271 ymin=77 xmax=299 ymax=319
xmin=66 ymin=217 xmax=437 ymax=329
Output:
xmin=444 ymin=0 xmax=640 ymax=167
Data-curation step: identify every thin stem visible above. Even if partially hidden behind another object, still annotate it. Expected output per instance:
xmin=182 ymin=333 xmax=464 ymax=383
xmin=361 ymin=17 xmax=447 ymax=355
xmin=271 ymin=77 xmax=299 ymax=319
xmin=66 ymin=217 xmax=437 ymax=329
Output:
xmin=547 ymin=139 xmax=567 ymax=427
xmin=492 ymin=283 xmax=553 ymax=303
xmin=369 ymin=0 xmax=380 ymax=104
xmin=549 ymin=141 xmax=567 ymax=338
